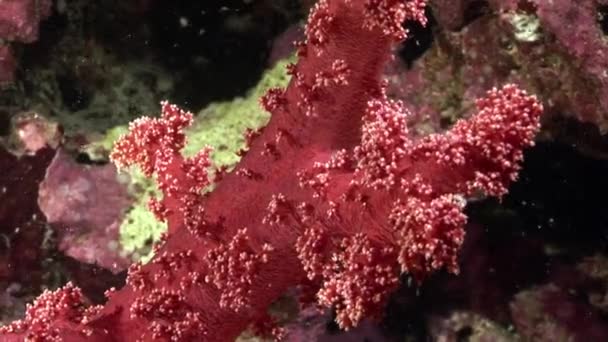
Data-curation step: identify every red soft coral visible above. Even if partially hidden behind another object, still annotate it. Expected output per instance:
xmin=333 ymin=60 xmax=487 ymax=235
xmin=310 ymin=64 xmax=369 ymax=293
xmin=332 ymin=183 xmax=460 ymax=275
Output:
xmin=0 ymin=1 xmax=542 ymax=341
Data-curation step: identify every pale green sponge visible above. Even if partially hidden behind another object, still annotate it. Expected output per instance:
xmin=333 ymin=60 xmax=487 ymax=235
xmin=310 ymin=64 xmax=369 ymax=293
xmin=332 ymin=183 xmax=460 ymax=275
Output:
xmin=183 ymin=57 xmax=295 ymax=164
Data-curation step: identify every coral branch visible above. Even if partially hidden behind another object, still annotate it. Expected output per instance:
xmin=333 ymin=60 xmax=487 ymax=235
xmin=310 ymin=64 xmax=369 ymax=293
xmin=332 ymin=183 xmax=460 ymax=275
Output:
xmin=0 ymin=0 xmax=542 ymax=341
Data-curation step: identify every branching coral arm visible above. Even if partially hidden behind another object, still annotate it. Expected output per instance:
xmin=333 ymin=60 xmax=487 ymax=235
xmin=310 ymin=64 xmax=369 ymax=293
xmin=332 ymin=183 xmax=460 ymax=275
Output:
xmin=0 ymin=1 xmax=541 ymax=341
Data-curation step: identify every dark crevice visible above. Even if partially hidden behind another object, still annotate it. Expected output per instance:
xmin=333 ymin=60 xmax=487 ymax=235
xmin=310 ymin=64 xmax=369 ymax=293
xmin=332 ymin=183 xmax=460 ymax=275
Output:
xmin=0 ymin=110 xmax=10 ymax=136
xmin=462 ymin=0 xmax=491 ymax=27
xmin=145 ymin=0 xmax=297 ymax=109
xmin=599 ymin=5 xmax=608 ymax=35
xmin=75 ymin=152 xmax=108 ymax=165
xmin=57 ymin=74 xmax=93 ymax=112
xmin=398 ymin=7 xmax=436 ymax=68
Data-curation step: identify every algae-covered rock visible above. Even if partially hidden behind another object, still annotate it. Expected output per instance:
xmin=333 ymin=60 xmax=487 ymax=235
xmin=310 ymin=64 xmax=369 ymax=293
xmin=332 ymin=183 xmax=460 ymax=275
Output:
xmin=184 ymin=56 xmax=295 ymax=165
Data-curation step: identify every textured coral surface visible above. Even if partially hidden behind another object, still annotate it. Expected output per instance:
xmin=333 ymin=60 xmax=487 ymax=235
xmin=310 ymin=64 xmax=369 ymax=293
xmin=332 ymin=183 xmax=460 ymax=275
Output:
xmin=0 ymin=1 xmax=543 ymax=341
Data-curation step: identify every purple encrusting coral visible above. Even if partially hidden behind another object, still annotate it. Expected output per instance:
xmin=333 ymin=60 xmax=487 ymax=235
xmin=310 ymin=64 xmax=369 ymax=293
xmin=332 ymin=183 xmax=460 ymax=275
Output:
xmin=424 ymin=0 xmax=608 ymax=133
xmin=0 ymin=0 xmax=52 ymax=84
xmin=38 ymin=150 xmax=133 ymax=273
xmin=0 ymin=145 xmax=54 ymax=323
xmin=511 ymin=284 xmax=608 ymax=341
xmin=0 ymin=0 xmax=52 ymax=42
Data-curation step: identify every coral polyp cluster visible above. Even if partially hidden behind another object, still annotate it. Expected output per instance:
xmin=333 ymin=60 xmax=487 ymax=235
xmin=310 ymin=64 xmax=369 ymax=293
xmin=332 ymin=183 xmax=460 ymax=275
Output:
xmin=0 ymin=1 xmax=543 ymax=341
